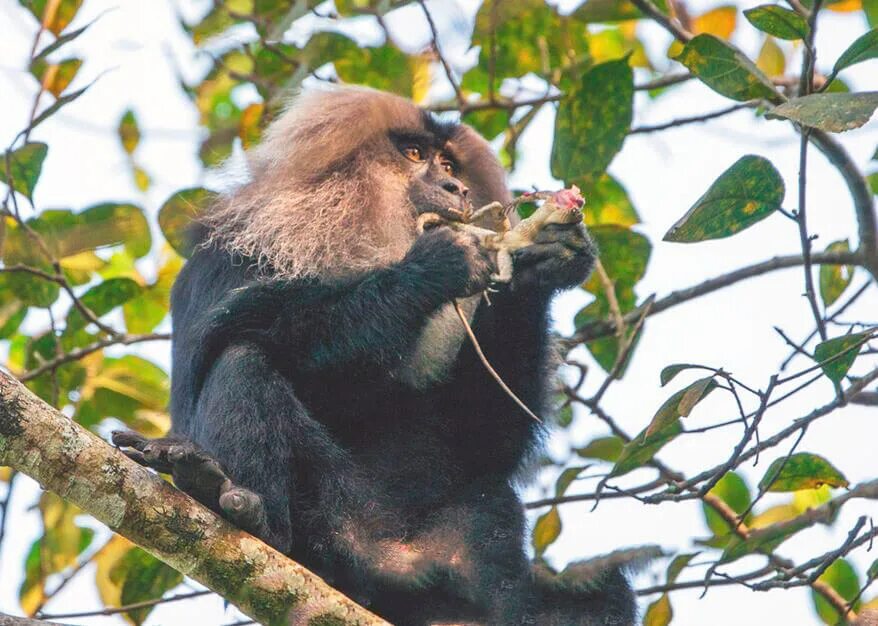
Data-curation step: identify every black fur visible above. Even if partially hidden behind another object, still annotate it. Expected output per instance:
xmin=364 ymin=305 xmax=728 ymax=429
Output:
xmin=113 ymin=168 xmax=632 ymax=625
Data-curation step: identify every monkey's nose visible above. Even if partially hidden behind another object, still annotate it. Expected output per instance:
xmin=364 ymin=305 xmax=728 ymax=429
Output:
xmin=442 ymin=181 xmax=469 ymax=197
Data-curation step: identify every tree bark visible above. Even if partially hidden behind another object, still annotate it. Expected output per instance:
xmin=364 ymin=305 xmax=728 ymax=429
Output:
xmin=0 ymin=371 xmax=388 ymax=626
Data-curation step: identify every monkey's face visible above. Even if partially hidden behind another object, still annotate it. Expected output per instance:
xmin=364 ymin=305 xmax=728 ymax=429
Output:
xmin=389 ymin=129 xmax=472 ymax=221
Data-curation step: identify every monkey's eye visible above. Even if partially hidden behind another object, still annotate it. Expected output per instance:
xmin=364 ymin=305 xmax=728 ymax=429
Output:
xmin=402 ymin=145 xmax=425 ymax=162
xmin=440 ymin=160 xmax=455 ymax=176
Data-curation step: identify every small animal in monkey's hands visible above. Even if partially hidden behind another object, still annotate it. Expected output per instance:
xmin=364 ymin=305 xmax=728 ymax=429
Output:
xmin=417 ymin=185 xmax=586 ymax=284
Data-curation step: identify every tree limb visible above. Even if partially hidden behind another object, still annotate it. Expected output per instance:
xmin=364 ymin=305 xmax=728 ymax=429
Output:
xmin=0 ymin=370 xmax=388 ymax=626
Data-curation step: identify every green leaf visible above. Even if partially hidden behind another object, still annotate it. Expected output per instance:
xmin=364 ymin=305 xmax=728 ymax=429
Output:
xmin=574 ymin=436 xmax=624 ymax=462
xmin=551 ymin=57 xmax=633 ymax=184
xmin=743 ymin=5 xmax=809 ymax=40
xmin=158 ymin=187 xmax=211 ymax=257
xmin=663 ymin=155 xmax=784 ymax=242
xmin=766 ymin=92 xmax=878 ymax=133
xmin=660 ymin=363 xmax=703 ymax=386
xmin=579 ymin=174 xmax=640 ymax=227
xmin=758 ymin=453 xmax=849 ymax=492
xmin=812 ymin=559 xmax=861 ymax=624
xmin=721 ymin=514 xmax=811 ymax=563
xmin=645 ymin=376 xmax=718 ymax=437
xmin=832 ymin=28 xmax=878 ymax=76
xmin=532 ymin=507 xmax=562 ymax=556
xmin=118 ymin=110 xmax=140 ymax=154
xmin=869 ymin=172 xmax=878 ymax=195
xmin=555 ymin=466 xmax=588 ymax=497
xmin=666 ymin=553 xmax=698 ymax=584
xmin=643 ymin=594 xmax=673 ymax=626
xmin=814 ymin=332 xmax=870 ymax=383
xmin=116 ymin=548 xmax=183 ymax=625
xmin=819 ymin=240 xmax=854 ymax=306
xmin=672 ymin=34 xmax=782 ymax=103
xmin=33 ymin=17 xmax=96 ymax=63
xmin=572 ymin=0 xmax=645 ymax=22
xmin=31 ymin=80 xmax=94 ymax=130
xmin=610 ymin=419 xmax=682 ymax=478
xmin=0 ymin=142 xmax=48 ymax=200
xmin=703 ymin=472 xmax=751 ymax=536
xmin=63 ymin=278 xmax=142 ymax=335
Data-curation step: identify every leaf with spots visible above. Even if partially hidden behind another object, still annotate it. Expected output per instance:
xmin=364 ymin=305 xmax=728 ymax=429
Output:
xmin=819 ymin=240 xmax=854 ymax=306
xmin=551 ymin=58 xmax=633 ymax=185
xmin=578 ymin=174 xmax=640 ymax=227
xmin=766 ymin=92 xmax=878 ymax=133
xmin=758 ymin=453 xmax=848 ymax=492
xmin=672 ymin=34 xmax=782 ymax=103
xmin=744 ymin=5 xmax=809 ymax=40
xmin=814 ymin=332 xmax=870 ymax=383
xmin=664 ymin=155 xmax=784 ymax=242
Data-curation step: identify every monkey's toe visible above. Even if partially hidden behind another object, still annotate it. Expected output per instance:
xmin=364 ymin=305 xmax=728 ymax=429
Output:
xmin=219 ymin=481 xmax=266 ymax=531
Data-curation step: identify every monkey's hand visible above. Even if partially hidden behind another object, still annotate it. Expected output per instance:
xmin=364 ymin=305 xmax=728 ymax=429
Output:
xmin=407 ymin=226 xmax=495 ymax=298
xmin=111 ymin=431 xmax=269 ymax=539
xmin=510 ymin=222 xmax=596 ymax=293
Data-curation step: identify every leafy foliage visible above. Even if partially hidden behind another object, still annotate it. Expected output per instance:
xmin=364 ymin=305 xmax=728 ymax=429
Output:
xmin=2 ymin=0 xmax=878 ymax=624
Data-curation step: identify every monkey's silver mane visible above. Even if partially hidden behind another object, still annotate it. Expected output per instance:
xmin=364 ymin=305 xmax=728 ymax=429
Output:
xmin=199 ymin=85 xmax=511 ymax=280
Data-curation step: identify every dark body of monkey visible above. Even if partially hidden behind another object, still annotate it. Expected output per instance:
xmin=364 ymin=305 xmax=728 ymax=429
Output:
xmin=113 ymin=86 xmax=634 ymax=625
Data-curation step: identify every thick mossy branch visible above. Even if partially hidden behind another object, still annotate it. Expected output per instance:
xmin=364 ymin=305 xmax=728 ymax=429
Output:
xmin=0 ymin=371 xmax=388 ymax=626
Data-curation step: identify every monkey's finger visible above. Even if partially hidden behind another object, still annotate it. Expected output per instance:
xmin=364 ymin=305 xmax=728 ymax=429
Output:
xmin=532 ymin=223 xmax=590 ymax=249
xmin=512 ymin=243 xmax=569 ymax=267
xmin=111 ymin=429 xmax=150 ymax=450
xmin=120 ymin=448 xmax=175 ymax=473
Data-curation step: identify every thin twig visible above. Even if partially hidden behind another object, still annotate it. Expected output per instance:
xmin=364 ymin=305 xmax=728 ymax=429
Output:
xmin=453 ymin=301 xmax=541 ymax=422
xmin=39 ymin=590 xmax=212 ymax=620
xmin=630 ymin=102 xmax=756 ymax=134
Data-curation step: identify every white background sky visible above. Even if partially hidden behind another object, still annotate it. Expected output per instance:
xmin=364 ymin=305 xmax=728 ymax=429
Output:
xmin=1 ymin=0 xmax=877 ymax=624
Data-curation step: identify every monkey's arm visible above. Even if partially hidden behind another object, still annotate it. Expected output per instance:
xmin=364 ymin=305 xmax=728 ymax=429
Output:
xmin=197 ymin=228 xmax=493 ymax=377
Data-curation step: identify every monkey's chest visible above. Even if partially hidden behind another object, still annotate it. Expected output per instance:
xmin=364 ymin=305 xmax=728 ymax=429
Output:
xmin=395 ymin=295 xmax=481 ymax=390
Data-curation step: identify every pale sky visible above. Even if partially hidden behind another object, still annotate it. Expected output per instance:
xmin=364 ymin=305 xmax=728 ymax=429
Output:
xmin=1 ymin=1 xmax=877 ymax=624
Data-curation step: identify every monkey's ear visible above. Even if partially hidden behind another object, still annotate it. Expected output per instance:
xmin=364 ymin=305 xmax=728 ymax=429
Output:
xmin=449 ymin=125 xmax=513 ymax=209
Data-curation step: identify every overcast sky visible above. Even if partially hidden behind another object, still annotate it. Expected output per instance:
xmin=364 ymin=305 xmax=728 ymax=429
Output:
xmin=1 ymin=1 xmax=877 ymax=624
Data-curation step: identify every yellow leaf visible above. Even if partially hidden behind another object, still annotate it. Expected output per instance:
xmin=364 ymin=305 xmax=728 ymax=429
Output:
xmin=749 ymin=504 xmax=798 ymax=529
xmin=828 ymin=0 xmax=861 ymax=11
xmin=644 ymin=594 xmax=673 ymax=626
xmin=94 ymin=535 xmax=136 ymax=610
xmin=0 ymin=466 xmax=11 ymax=481
xmin=792 ymin=485 xmax=832 ymax=513
xmin=128 ymin=409 xmax=171 ymax=438
xmin=756 ymin=37 xmax=786 ymax=77
xmin=669 ymin=5 xmax=737 ymax=57
xmin=693 ymin=5 xmax=737 ymax=39
xmin=410 ymin=53 xmax=432 ymax=105
xmin=238 ymin=103 xmax=264 ymax=149
xmin=133 ymin=165 xmax=151 ymax=192
xmin=532 ymin=506 xmax=562 ymax=555
xmin=60 ymin=251 xmax=106 ymax=272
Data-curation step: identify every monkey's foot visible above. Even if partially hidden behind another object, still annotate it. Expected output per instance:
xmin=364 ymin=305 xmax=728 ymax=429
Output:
xmin=111 ymin=430 xmax=267 ymax=535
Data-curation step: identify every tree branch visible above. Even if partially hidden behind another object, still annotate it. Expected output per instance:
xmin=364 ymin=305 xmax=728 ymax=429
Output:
xmin=0 ymin=371 xmax=387 ymax=626
xmin=567 ymin=250 xmax=861 ymax=345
